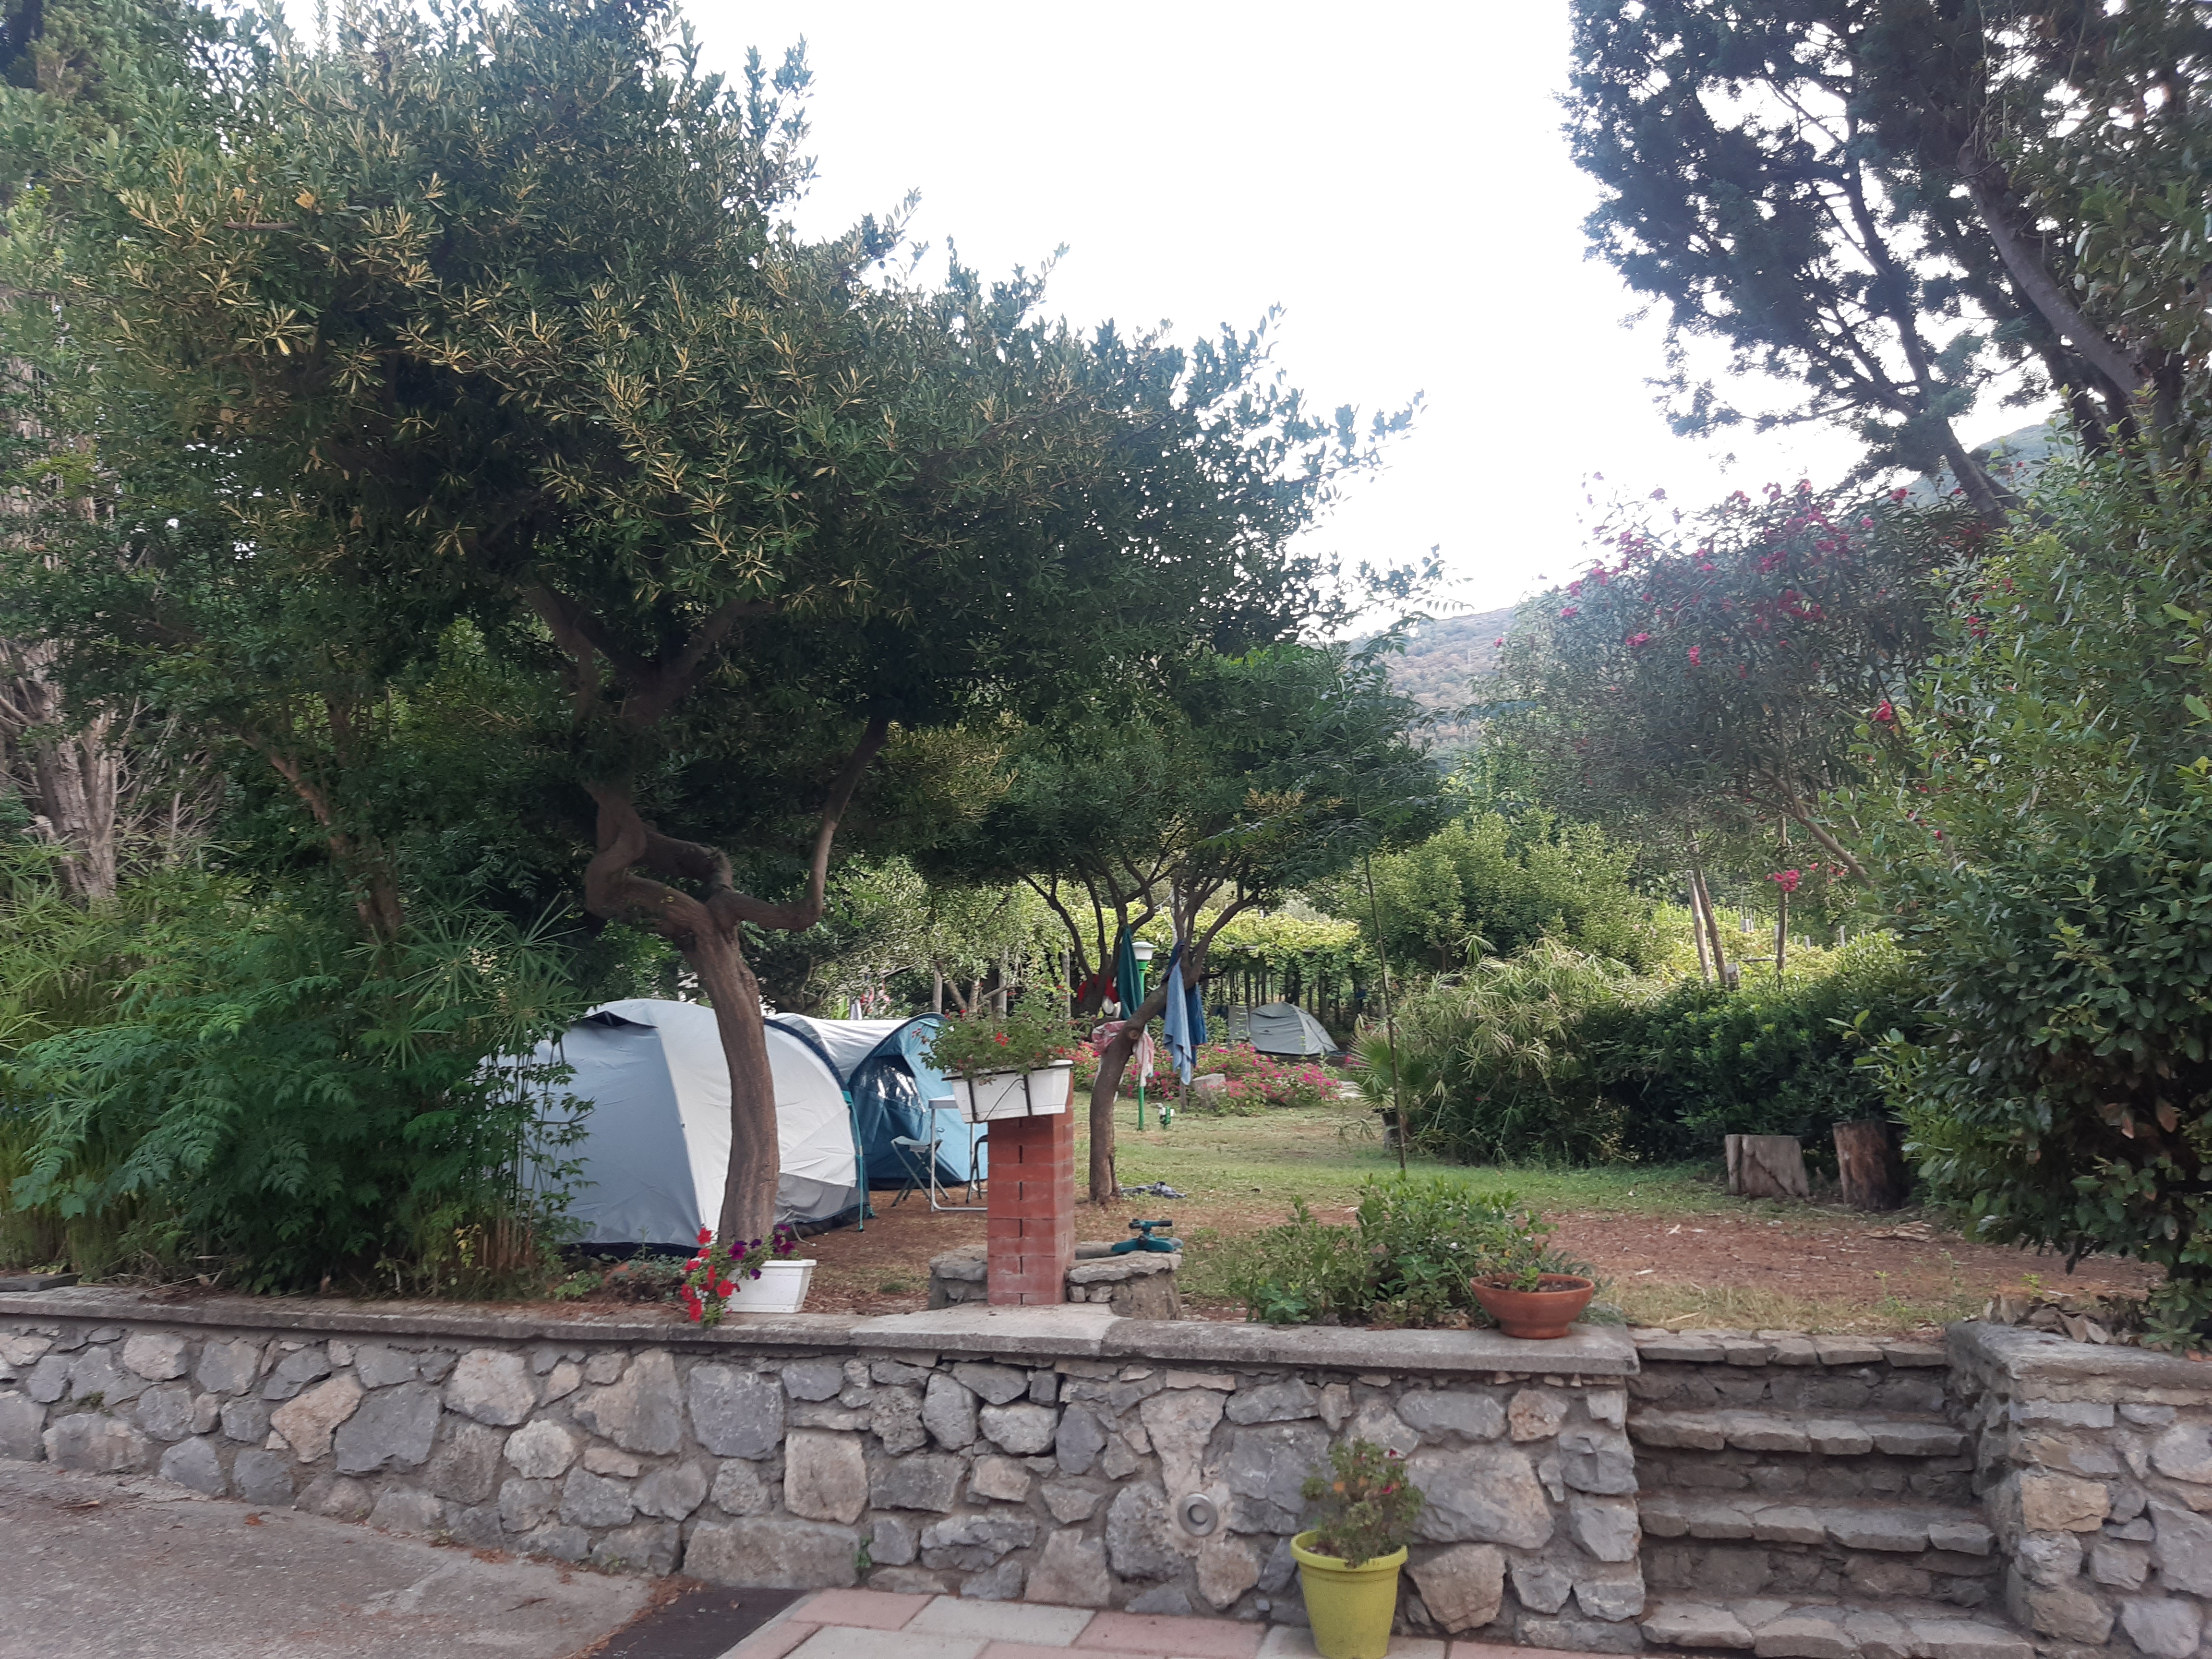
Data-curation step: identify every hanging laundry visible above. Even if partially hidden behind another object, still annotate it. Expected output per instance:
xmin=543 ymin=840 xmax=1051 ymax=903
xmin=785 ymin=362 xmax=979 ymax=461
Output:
xmin=1113 ymin=926 xmax=1143 ymax=1018
xmin=1162 ymin=938 xmax=1197 ymax=1085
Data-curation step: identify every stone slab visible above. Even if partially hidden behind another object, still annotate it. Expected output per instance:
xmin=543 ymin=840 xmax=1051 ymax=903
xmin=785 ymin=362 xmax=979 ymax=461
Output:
xmin=851 ymin=1306 xmax=1121 ymax=1358
xmin=0 ymin=1273 xmax=80 ymax=1292
xmin=0 ymin=1458 xmax=648 ymax=1658
xmin=1100 ymin=1320 xmax=1640 ymax=1377
xmin=0 ymin=1287 xmax=865 ymax=1353
xmin=1947 ymin=1321 xmax=2212 ymax=1402
xmin=0 ymin=1290 xmax=1640 ymax=1376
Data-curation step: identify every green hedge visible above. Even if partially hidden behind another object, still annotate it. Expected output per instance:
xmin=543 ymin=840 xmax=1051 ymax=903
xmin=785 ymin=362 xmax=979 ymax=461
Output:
xmin=1378 ymin=936 xmax=1925 ymax=1169
xmin=1599 ymin=938 xmax=1924 ymax=1166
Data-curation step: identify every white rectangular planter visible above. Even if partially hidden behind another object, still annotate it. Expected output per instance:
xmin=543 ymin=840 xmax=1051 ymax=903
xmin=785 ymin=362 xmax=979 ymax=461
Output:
xmin=720 ymin=1259 xmax=816 ymax=1314
xmin=950 ymin=1061 xmax=1074 ymax=1122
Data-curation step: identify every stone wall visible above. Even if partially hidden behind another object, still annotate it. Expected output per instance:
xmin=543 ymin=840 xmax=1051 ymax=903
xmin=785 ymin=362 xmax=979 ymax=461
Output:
xmin=7 ymin=1289 xmax=2205 ymax=1658
xmin=0 ymin=1290 xmax=1637 ymax=1644
xmin=1949 ymin=1322 xmax=2212 ymax=1659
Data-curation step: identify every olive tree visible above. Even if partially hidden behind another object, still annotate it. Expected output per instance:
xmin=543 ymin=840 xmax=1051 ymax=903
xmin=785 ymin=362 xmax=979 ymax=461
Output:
xmin=943 ymin=645 xmax=1439 ymax=1202
xmin=20 ymin=0 xmax=1395 ymax=1240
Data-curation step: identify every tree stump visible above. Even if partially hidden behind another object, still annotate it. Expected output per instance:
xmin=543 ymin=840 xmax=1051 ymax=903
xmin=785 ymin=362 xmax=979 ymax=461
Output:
xmin=1725 ymin=1134 xmax=1809 ymax=1200
xmin=1834 ymin=1119 xmax=1907 ymax=1211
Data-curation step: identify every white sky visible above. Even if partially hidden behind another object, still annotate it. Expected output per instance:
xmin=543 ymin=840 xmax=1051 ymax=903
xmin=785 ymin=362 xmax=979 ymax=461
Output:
xmin=287 ymin=0 xmax=2038 ymax=619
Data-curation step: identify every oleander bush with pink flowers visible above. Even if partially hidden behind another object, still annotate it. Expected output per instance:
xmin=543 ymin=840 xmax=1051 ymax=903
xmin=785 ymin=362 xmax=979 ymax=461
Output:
xmin=1070 ymin=1038 xmax=1335 ymax=1113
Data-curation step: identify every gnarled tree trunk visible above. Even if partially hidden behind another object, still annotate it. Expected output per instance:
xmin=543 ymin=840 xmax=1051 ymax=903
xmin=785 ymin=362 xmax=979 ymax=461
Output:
xmin=578 ymin=720 xmax=890 ymax=1244
xmin=1084 ymin=891 xmax=1244 ymax=1204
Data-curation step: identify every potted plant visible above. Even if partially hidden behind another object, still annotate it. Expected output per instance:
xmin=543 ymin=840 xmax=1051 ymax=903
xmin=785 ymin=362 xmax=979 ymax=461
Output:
xmin=922 ymin=992 xmax=1079 ymax=1122
xmin=1292 ymin=1439 xmax=1427 ymax=1659
xmin=1467 ymin=1210 xmax=1596 ymax=1338
xmin=682 ymin=1225 xmax=812 ymax=1321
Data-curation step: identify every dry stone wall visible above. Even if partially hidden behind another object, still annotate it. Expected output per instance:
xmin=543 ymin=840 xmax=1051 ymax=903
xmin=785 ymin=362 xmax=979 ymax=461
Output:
xmin=1949 ymin=1322 xmax=2212 ymax=1659
xmin=0 ymin=1292 xmax=1638 ymax=1645
xmin=6 ymin=1291 xmax=2206 ymax=1659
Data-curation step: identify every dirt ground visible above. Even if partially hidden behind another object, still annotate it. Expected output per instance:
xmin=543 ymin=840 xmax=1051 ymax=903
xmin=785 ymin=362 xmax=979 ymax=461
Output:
xmin=792 ymin=1182 xmax=2162 ymax=1332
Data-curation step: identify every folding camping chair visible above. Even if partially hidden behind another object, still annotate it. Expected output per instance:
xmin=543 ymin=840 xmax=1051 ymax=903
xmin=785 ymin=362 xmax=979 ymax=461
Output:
xmin=886 ymin=1134 xmax=933 ymax=1208
xmin=916 ymin=1096 xmax=987 ymax=1212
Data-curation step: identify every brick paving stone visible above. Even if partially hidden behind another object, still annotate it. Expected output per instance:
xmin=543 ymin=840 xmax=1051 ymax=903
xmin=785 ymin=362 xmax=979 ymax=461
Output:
xmin=721 ymin=1623 xmax=822 ymax=1659
xmin=1258 ymin=1632 xmax=1448 ymax=1659
xmin=786 ymin=1629 xmax=987 ymax=1659
xmin=797 ymin=1591 xmax=936 ymax=1631
xmin=1077 ymin=1613 xmax=1265 ymax=1659
xmin=978 ymin=1646 xmax=1119 ymax=1659
xmin=909 ymin=1601 xmax=1096 ymax=1644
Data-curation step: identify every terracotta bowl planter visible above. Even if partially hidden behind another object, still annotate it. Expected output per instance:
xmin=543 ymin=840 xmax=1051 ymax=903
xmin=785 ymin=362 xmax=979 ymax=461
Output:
xmin=1470 ymin=1273 xmax=1596 ymax=1339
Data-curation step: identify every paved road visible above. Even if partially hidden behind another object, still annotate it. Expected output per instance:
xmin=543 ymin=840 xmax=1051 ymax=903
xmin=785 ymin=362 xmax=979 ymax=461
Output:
xmin=0 ymin=1459 xmax=652 ymax=1658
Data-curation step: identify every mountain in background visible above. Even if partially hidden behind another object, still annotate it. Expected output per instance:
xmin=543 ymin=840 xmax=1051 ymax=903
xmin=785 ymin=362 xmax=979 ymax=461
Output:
xmin=1374 ymin=424 xmax=2061 ymax=751
xmin=1370 ymin=605 xmax=1516 ymax=748
xmin=1910 ymin=421 xmax=2066 ymax=504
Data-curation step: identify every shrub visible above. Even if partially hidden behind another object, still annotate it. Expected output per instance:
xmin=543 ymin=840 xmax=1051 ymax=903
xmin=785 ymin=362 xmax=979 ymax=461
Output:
xmin=1213 ymin=1176 xmax=1589 ymax=1327
xmin=1072 ymin=1038 xmax=1334 ymax=1113
xmin=1359 ymin=941 xmax=1642 ymax=1164
xmin=1863 ymin=457 xmax=2212 ymax=1346
xmin=1300 ymin=1440 xmax=1425 ymax=1566
xmin=8 ymin=890 xmax=587 ymax=1292
xmin=1198 ymin=1044 xmax=1333 ymax=1112
xmin=1600 ymin=936 xmax=1924 ymax=1166
xmin=1357 ymin=936 xmax=1924 ymax=1170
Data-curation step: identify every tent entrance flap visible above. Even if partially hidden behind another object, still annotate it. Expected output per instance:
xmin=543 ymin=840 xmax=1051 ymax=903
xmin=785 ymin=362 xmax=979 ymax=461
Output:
xmin=770 ymin=1013 xmax=982 ymax=1190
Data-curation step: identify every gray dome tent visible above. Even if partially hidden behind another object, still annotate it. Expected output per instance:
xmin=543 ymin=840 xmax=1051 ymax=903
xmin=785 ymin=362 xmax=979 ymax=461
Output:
xmin=528 ymin=999 xmax=859 ymax=1246
xmin=1220 ymin=1000 xmax=1341 ymax=1059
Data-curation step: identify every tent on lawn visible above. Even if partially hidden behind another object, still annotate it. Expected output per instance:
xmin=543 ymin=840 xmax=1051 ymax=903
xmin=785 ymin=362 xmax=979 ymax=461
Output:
xmin=771 ymin=1014 xmax=984 ymax=1191
xmin=529 ymin=998 xmax=858 ymax=1246
xmin=1219 ymin=1000 xmax=1341 ymax=1059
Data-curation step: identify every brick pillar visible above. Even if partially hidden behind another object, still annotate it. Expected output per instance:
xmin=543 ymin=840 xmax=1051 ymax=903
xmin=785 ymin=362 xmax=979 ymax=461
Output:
xmin=986 ymin=1106 xmax=1074 ymax=1305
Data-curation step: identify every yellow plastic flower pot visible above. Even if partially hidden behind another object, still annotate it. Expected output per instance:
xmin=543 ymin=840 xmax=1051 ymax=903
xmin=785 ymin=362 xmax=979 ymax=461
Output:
xmin=1291 ymin=1530 xmax=1407 ymax=1659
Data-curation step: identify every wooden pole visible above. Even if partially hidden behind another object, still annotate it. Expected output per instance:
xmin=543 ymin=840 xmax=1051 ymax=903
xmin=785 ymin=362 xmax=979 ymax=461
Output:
xmin=1689 ymin=876 xmax=1712 ymax=982
xmin=1774 ymin=821 xmax=1790 ymax=979
xmin=1362 ymin=853 xmax=1409 ymax=1174
xmin=1687 ymin=829 xmax=1731 ymax=986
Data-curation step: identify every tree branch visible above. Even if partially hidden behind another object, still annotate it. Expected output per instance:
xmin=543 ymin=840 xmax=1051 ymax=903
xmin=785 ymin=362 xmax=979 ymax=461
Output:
xmin=581 ymin=783 xmax=719 ymax=945
xmin=709 ymin=716 xmax=892 ymax=933
xmin=1958 ymin=136 xmax=2147 ymax=402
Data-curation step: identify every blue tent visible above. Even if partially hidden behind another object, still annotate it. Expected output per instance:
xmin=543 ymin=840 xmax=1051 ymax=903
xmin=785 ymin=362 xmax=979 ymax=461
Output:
xmin=770 ymin=1014 xmax=986 ymax=1191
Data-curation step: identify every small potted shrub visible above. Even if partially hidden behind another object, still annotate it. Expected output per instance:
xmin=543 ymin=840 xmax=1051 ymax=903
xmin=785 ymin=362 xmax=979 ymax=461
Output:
xmin=922 ymin=992 xmax=1079 ymax=1122
xmin=1292 ymin=1439 xmax=1427 ymax=1659
xmin=1468 ymin=1210 xmax=1595 ymax=1338
xmin=682 ymin=1225 xmax=811 ymax=1320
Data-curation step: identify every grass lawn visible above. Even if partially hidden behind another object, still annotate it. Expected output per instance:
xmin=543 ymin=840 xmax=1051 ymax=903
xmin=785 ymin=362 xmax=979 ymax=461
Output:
xmin=798 ymin=1092 xmax=2161 ymax=1334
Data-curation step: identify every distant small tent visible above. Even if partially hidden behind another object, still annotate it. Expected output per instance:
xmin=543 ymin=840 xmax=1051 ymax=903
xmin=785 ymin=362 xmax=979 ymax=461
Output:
xmin=529 ymin=999 xmax=858 ymax=1246
xmin=1220 ymin=1001 xmax=1341 ymax=1059
xmin=771 ymin=1014 xmax=984 ymax=1190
